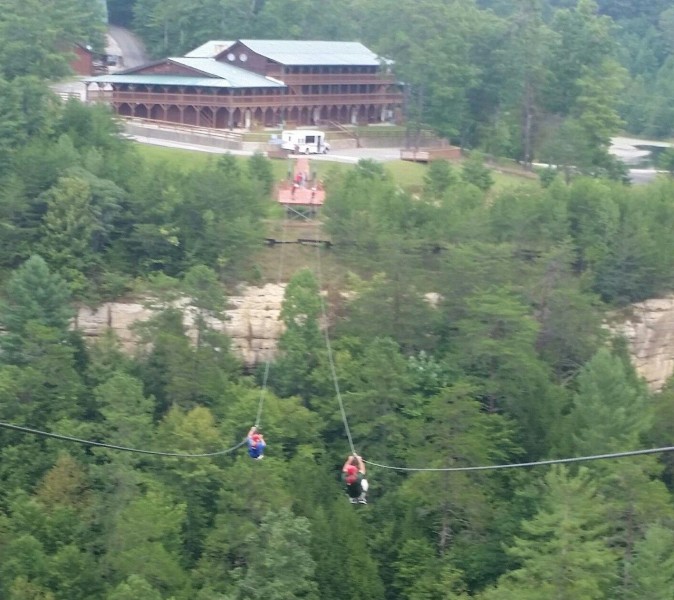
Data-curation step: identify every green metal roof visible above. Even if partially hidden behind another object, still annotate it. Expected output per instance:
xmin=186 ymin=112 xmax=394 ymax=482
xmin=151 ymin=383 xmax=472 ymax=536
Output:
xmin=87 ymin=58 xmax=285 ymax=89
xmin=237 ymin=40 xmax=384 ymax=66
xmin=185 ymin=40 xmax=235 ymax=58
xmin=86 ymin=74 xmax=236 ymax=88
xmin=170 ymin=57 xmax=283 ymax=86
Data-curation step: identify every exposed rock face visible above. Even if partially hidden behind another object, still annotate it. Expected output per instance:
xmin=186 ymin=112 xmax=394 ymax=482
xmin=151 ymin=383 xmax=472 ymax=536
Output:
xmin=611 ymin=297 xmax=674 ymax=392
xmin=74 ymin=283 xmax=286 ymax=367
xmin=221 ymin=283 xmax=286 ymax=366
xmin=74 ymin=287 xmax=674 ymax=391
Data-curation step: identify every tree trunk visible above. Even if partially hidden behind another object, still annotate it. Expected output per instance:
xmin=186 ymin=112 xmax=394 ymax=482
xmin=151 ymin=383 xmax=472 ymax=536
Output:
xmin=438 ymin=472 xmax=452 ymax=554
xmin=522 ymin=78 xmax=535 ymax=168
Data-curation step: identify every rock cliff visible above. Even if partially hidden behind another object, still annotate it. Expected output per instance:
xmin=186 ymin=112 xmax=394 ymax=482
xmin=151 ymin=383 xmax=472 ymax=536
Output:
xmin=74 ymin=287 xmax=674 ymax=391
xmin=610 ymin=297 xmax=674 ymax=392
xmin=74 ymin=283 xmax=286 ymax=368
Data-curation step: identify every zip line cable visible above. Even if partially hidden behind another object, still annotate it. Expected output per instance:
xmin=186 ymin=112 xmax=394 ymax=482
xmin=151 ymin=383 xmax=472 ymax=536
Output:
xmin=3 ymin=418 xmax=674 ymax=470
xmin=0 ymin=420 xmax=248 ymax=458
xmin=312 ymin=233 xmax=357 ymax=457
xmin=255 ymin=360 xmax=271 ymax=429
xmin=254 ymin=213 xmax=290 ymax=429
xmin=3 ymin=195 xmax=670 ymax=470
xmin=364 ymin=446 xmax=674 ymax=472
xmin=0 ymin=213 xmax=291 ymax=460
xmin=306 ymin=213 xmax=674 ymax=473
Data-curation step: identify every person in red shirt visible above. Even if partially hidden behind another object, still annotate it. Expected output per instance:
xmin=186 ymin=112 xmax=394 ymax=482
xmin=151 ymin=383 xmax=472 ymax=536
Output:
xmin=342 ymin=454 xmax=368 ymax=504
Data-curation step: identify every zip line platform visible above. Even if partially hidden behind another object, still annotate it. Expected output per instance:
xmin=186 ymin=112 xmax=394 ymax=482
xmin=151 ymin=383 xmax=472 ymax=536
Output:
xmin=276 ymin=156 xmax=325 ymax=211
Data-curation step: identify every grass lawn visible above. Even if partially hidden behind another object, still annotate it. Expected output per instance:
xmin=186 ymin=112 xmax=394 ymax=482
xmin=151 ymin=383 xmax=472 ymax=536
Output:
xmin=135 ymin=143 xmax=433 ymax=190
xmin=384 ymin=160 xmax=427 ymax=189
xmin=262 ymin=157 xmax=431 ymax=191
xmin=134 ymin=142 xmax=539 ymax=284
xmin=134 ymin=142 xmax=539 ymax=193
xmin=491 ymin=170 xmax=540 ymax=191
xmin=134 ymin=144 xmax=220 ymax=171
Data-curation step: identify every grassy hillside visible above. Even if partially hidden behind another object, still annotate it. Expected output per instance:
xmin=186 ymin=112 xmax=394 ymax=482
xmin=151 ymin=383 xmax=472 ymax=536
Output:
xmin=134 ymin=143 xmax=536 ymax=191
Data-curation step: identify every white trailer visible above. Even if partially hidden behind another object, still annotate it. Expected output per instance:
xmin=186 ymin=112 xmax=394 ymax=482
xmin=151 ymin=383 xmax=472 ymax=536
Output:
xmin=281 ymin=129 xmax=330 ymax=154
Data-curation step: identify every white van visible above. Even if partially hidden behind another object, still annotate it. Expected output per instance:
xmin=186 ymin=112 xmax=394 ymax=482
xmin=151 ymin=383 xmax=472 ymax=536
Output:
xmin=281 ymin=130 xmax=330 ymax=154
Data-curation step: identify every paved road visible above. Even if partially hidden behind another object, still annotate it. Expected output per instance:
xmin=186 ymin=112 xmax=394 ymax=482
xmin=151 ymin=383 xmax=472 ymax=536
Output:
xmin=609 ymin=136 xmax=668 ymax=184
xmin=49 ymin=25 xmax=148 ymax=100
xmin=129 ymin=135 xmax=401 ymax=163
xmin=130 ymin=135 xmax=664 ymax=184
xmin=133 ymin=136 xmax=659 ymax=182
xmin=108 ymin=25 xmax=148 ymax=69
xmin=628 ymin=169 xmax=661 ymax=185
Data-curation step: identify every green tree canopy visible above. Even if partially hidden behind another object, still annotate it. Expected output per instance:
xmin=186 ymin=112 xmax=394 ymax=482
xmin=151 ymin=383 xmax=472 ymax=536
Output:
xmin=0 ymin=256 xmax=73 ymax=364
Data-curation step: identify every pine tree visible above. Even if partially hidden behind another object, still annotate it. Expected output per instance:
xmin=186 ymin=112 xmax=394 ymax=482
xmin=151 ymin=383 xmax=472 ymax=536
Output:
xmin=269 ymin=269 xmax=323 ymax=400
xmin=624 ymin=524 xmax=674 ymax=600
xmin=107 ymin=575 xmax=163 ymax=600
xmin=0 ymin=255 xmax=72 ymax=363
xmin=395 ymin=538 xmax=470 ymax=600
xmin=569 ymin=348 xmax=651 ymax=454
xmin=480 ymin=467 xmax=618 ymax=600
xmin=183 ymin=264 xmax=226 ymax=350
xmin=37 ymin=176 xmax=99 ymax=298
xmin=105 ymin=487 xmax=188 ymax=595
xmin=310 ymin=502 xmax=385 ymax=600
xmin=94 ymin=373 xmax=155 ymax=450
xmin=237 ymin=508 xmax=319 ymax=600
xmin=565 ymin=348 xmax=674 ymax=594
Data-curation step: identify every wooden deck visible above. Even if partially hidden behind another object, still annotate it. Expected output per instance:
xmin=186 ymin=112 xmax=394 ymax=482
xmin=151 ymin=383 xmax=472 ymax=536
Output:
xmin=400 ymin=146 xmax=462 ymax=162
xmin=276 ymin=156 xmax=326 ymax=210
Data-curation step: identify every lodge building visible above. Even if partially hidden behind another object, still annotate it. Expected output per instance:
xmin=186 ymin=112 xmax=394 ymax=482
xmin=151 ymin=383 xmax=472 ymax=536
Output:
xmin=86 ymin=39 xmax=404 ymax=129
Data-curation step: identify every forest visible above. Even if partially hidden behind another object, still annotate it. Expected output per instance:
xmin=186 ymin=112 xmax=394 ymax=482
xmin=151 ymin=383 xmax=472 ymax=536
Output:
xmin=1 ymin=0 xmax=674 ymax=599
xmin=105 ymin=0 xmax=674 ymax=163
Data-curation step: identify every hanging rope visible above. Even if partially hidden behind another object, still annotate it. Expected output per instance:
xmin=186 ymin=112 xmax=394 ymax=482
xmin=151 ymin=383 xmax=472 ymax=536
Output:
xmin=254 ymin=212 xmax=290 ymax=429
xmin=0 ymin=420 xmax=248 ymax=458
xmin=364 ymin=446 xmax=674 ymax=472
xmin=313 ymin=240 xmax=357 ymax=457
xmin=0 ymin=191 xmax=292 ymax=460
xmin=3 ymin=419 xmax=674 ymax=470
xmin=303 ymin=210 xmax=674 ymax=474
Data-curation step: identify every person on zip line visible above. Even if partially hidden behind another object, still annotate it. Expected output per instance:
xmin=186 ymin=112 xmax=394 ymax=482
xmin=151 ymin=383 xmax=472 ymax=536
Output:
xmin=247 ymin=425 xmax=266 ymax=460
xmin=342 ymin=454 xmax=368 ymax=504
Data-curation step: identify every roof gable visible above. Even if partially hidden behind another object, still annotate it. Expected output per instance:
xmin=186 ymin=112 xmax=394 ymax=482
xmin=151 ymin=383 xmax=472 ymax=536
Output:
xmin=170 ymin=57 xmax=284 ymax=86
xmin=87 ymin=57 xmax=286 ymax=89
xmin=122 ymin=59 xmax=205 ymax=77
xmin=185 ymin=40 xmax=235 ymax=58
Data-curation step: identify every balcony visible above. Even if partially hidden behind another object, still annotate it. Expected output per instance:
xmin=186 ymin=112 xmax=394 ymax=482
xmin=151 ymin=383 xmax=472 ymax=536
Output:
xmin=88 ymin=89 xmax=403 ymax=108
xmin=275 ymin=73 xmax=398 ymax=86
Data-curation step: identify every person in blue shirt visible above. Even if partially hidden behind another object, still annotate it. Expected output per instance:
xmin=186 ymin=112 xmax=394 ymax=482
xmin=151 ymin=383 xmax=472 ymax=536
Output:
xmin=247 ymin=425 xmax=266 ymax=460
